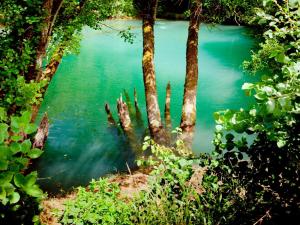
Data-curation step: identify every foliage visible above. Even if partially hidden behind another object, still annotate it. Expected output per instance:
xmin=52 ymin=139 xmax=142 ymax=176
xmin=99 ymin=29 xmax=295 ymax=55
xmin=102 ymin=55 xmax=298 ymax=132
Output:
xmin=0 ymin=110 xmax=44 ymax=224
xmin=60 ymin=179 xmax=133 ymax=225
xmin=213 ymin=0 xmax=300 ymax=223
xmin=156 ymin=0 xmax=261 ymax=24
xmin=60 ymin=138 xmax=246 ymax=225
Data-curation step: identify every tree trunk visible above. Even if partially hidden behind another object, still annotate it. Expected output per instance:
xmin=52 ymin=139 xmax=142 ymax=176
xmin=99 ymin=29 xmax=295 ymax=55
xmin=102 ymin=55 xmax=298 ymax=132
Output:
xmin=180 ymin=0 xmax=202 ymax=145
xmin=35 ymin=0 xmax=54 ymax=81
xmin=42 ymin=46 xmax=64 ymax=82
xmin=164 ymin=82 xmax=172 ymax=130
xmin=142 ymin=0 xmax=166 ymax=144
xmin=30 ymin=46 xmax=64 ymax=122
xmin=26 ymin=0 xmax=63 ymax=81
xmin=33 ymin=113 xmax=49 ymax=149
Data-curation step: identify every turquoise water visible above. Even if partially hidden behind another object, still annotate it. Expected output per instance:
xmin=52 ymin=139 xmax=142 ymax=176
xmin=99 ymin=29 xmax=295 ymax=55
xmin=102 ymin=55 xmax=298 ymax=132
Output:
xmin=37 ymin=20 xmax=255 ymax=192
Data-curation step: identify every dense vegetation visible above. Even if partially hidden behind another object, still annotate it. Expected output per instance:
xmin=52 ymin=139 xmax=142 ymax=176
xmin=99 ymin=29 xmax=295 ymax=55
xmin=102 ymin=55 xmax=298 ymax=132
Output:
xmin=0 ymin=0 xmax=299 ymax=224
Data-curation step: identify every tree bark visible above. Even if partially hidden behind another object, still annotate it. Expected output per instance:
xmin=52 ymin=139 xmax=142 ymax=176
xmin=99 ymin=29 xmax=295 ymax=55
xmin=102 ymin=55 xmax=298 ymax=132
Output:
xmin=117 ymin=96 xmax=133 ymax=133
xmin=117 ymin=96 xmax=140 ymax=150
xmin=142 ymin=0 xmax=166 ymax=144
xmin=42 ymin=45 xmax=64 ymax=82
xmin=26 ymin=0 xmax=64 ymax=81
xmin=180 ymin=0 xmax=202 ymax=145
xmin=34 ymin=0 xmax=54 ymax=81
xmin=33 ymin=113 xmax=49 ymax=149
xmin=164 ymin=82 xmax=171 ymax=130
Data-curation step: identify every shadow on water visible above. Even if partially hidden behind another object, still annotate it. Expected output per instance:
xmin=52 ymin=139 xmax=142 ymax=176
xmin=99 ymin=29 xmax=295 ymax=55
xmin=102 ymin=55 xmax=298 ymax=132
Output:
xmin=36 ymin=20 xmax=256 ymax=193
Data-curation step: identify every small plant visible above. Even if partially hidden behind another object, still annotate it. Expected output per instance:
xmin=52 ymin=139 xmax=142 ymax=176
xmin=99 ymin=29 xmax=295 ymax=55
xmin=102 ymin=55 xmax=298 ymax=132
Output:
xmin=60 ymin=179 xmax=133 ymax=225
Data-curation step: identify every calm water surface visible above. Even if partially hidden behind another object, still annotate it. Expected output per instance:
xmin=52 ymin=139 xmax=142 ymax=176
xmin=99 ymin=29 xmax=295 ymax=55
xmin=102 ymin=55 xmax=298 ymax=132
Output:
xmin=37 ymin=20 xmax=255 ymax=192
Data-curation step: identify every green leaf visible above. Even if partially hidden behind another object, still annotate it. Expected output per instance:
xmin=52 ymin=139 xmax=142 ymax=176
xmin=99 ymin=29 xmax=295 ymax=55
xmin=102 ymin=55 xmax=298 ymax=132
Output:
xmin=0 ymin=123 xmax=9 ymax=143
xmin=20 ymin=140 xmax=31 ymax=153
xmin=0 ymin=159 xmax=8 ymax=171
xmin=15 ymin=157 xmax=29 ymax=167
xmin=0 ymin=186 xmax=7 ymax=202
xmin=10 ymin=142 xmax=22 ymax=154
xmin=8 ymin=192 xmax=20 ymax=204
xmin=275 ymin=53 xmax=289 ymax=63
xmin=0 ymin=107 xmax=7 ymax=122
xmin=24 ymin=123 xmax=37 ymax=135
xmin=266 ymin=99 xmax=276 ymax=113
xmin=27 ymin=148 xmax=43 ymax=159
xmin=14 ymin=174 xmax=26 ymax=188
xmin=11 ymin=135 xmax=23 ymax=142
xmin=10 ymin=116 xmax=20 ymax=133
xmin=20 ymin=111 xmax=31 ymax=124
xmin=0 ymin=172 xmax=14 ymax=185
xmin=24 ymin=172 xmax=37 ymax=187
xmin=277 ymin=139 xmax=286 ymax=148
xmin=24 ymin=185 xmax=43 ymax=198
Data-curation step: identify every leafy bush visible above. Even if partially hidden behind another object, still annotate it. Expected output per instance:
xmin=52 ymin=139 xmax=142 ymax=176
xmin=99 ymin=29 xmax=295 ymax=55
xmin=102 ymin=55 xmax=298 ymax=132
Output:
xmin=0 ymin=110 xmax=44 ymax=224
xmin=61 ymin=179 xmax=133 ymax=225
xmin=61 ymin=137 xmax=245 ymax=225
xmin=213 ymin=0 xmax=300 ymax=223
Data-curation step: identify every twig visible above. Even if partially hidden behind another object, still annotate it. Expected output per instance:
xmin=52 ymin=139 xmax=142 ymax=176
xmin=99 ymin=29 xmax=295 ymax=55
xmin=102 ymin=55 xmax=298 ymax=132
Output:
xmin=253 ymin=210 xmax=271 ymax=225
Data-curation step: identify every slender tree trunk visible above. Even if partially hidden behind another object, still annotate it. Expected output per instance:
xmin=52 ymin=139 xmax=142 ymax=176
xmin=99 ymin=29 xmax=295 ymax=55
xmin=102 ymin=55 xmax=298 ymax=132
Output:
xmin=35 ymin=0 xmax=53 ymax=81
xmin=142 ymin=0 xmax=166 ymax=143
xmin=180 ymin=0 xmax=202 ymax=144
xmin=26 ymin=0 xmax=64 ymax=81
xmin=164 ymin=82 xmax=171 ymax=130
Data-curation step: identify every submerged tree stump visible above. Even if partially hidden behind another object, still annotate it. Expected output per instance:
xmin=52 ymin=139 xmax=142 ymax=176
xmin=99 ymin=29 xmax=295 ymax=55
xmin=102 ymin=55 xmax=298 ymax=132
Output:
xmin=105 ymin=103 xmax=117 ymax=126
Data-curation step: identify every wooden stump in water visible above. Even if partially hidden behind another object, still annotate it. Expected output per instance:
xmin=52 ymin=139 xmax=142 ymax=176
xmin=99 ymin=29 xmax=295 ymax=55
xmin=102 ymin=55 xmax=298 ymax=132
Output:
xmin=105 ymin=103 xmax=117 ymax=126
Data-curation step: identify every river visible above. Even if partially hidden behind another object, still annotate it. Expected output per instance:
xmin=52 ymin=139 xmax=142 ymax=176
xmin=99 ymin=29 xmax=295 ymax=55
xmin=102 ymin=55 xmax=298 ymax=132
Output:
xmin=37 ymin=20 xmax=255 ymax=192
